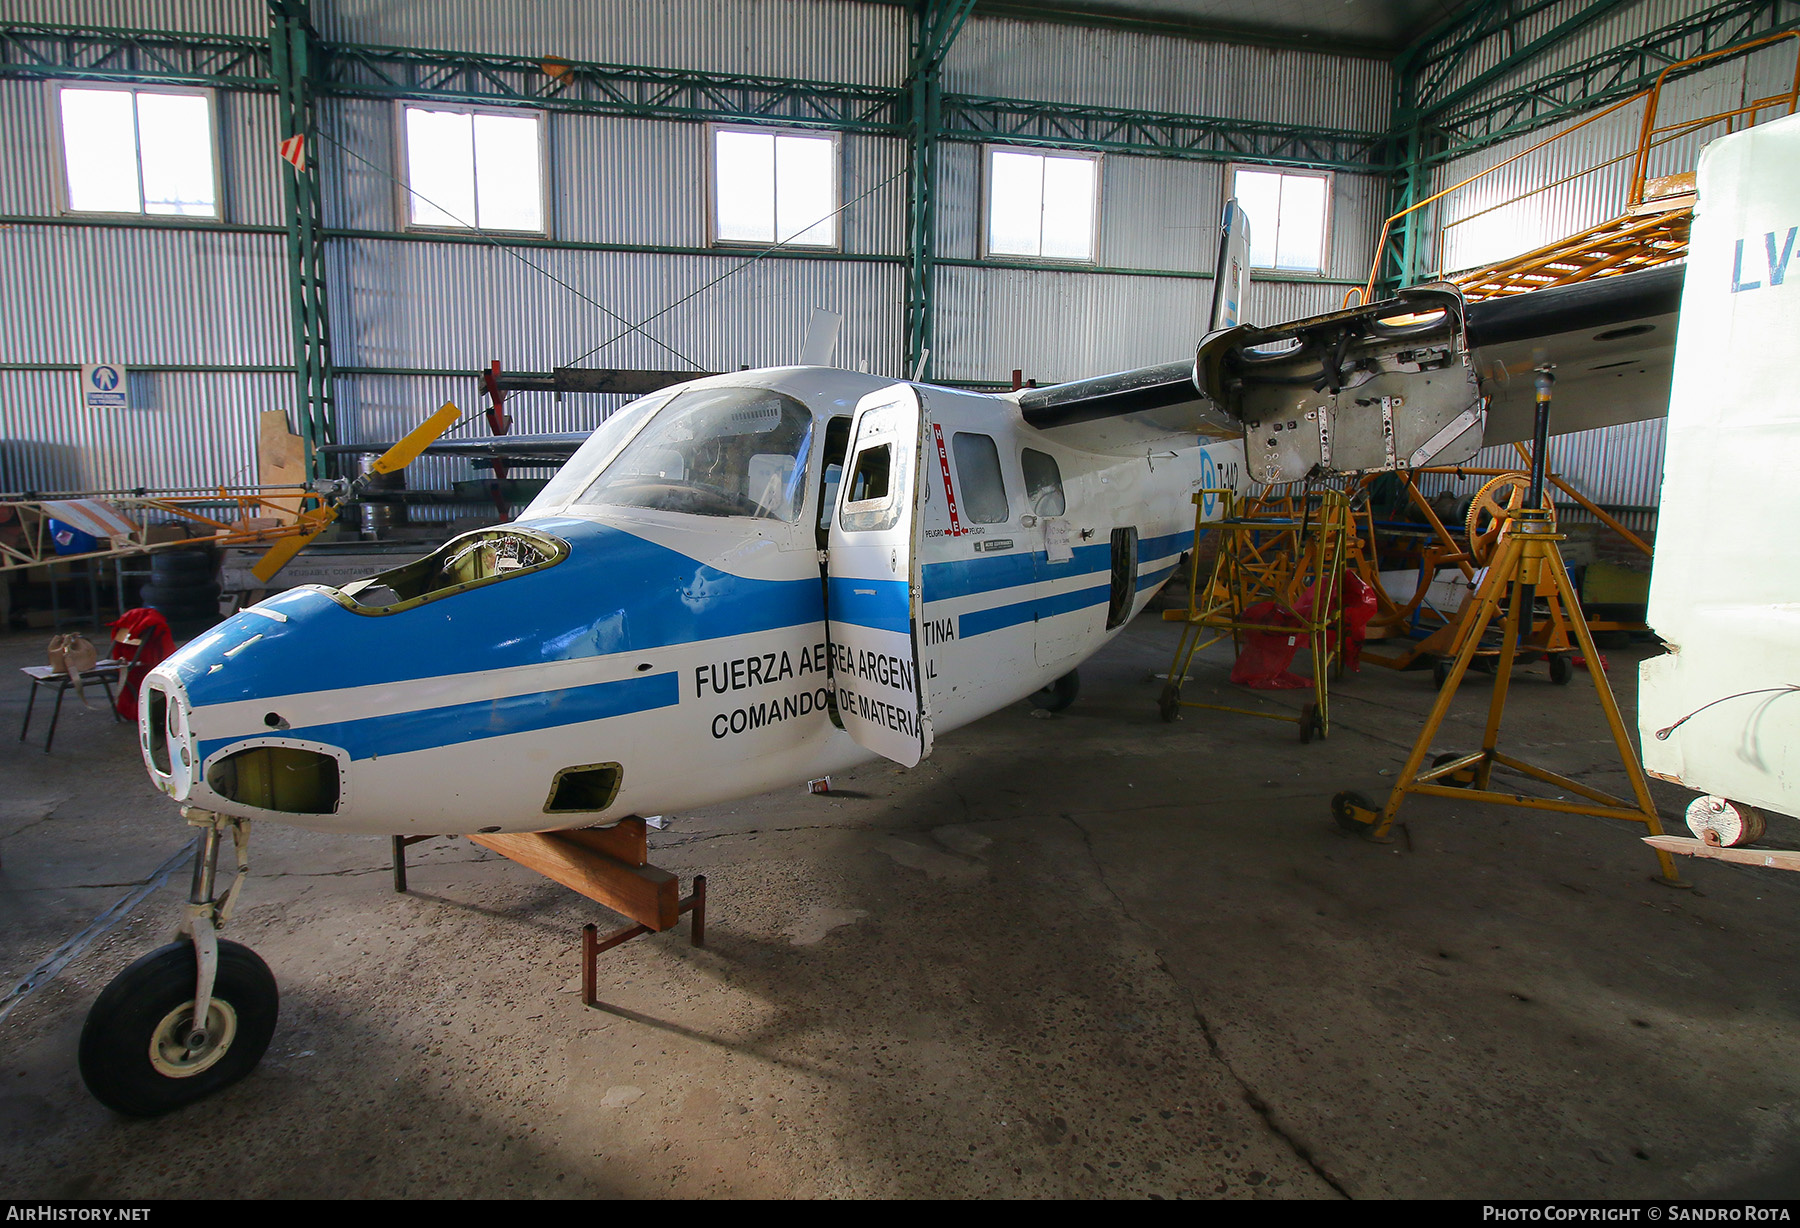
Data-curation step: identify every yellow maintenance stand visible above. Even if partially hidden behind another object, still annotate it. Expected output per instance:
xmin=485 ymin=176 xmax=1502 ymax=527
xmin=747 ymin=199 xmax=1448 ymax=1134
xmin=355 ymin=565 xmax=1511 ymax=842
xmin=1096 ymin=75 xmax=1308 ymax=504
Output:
xmin=1329 ymin=368 xmax=1685 ymax=885
xmin=1159 ymin=486 xmax=1349 ymax=742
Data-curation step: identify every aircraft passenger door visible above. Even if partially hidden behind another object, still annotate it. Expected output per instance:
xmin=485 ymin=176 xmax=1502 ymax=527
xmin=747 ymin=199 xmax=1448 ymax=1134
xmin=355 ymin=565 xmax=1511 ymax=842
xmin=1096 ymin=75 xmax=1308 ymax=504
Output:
xmin=826 ymin=384 xmax=933 ymax=767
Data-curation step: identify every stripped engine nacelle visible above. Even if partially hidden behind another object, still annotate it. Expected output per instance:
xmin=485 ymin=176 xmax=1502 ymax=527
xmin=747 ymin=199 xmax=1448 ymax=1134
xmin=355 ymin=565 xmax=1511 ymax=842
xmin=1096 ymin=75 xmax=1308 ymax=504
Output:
xmin=1194 ymin=286 xmax=1484 ymax=483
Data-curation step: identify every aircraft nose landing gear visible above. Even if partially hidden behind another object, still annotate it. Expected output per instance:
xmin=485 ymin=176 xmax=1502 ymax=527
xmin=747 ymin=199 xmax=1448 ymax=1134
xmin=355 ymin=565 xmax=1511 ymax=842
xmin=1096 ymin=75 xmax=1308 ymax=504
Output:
xmin=79 ymin=809 xmax=278 ymax=1116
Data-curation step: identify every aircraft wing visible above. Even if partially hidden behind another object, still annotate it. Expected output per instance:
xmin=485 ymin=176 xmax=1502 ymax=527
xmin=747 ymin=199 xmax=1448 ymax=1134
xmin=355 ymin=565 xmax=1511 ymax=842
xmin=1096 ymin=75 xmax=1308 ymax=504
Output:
xmin=317 ymin=434 xmax=590 ymax=463
xmin=1013 ymin=264 xmax=1684 ymax=463
xmin=1012 ymin=359 xmax=1242 ymax=452
xmin=1465 ymin=263 xmax=1682 ymax=445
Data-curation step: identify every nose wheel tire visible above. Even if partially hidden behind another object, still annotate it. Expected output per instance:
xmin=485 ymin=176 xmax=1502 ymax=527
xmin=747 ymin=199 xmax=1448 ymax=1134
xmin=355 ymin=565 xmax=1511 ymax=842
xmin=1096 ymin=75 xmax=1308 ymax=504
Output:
xmin=80 ymin=939 xmax=278 ymax=1117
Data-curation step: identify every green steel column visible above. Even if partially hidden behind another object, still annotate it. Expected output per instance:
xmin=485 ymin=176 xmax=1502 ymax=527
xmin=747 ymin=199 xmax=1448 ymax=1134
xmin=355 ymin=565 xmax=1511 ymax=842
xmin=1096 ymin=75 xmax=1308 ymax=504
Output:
xmin=1396 ymin=126 xmax=1431 ymax=292
xmin=1377 ymin=53 xmax=1430 ymax=298
xmin=906 ymin=68 xmax=938 ymax=381
xmin=270 ymin=0 xmax=333 ymax=477
xmin=905 ymin=1 xmax=974 ymax=384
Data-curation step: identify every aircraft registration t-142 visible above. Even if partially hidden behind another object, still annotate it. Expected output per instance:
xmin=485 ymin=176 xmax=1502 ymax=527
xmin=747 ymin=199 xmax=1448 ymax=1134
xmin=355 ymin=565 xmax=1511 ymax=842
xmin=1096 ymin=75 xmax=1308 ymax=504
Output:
xmin=78 ymin=225 xmax=1683 ymax=1117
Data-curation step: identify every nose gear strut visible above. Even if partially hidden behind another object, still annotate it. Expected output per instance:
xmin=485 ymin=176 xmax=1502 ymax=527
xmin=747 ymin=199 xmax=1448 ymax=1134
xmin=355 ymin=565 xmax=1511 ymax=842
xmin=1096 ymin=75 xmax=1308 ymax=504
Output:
xmin=78 ymin=809 xmax=278 ymax=1117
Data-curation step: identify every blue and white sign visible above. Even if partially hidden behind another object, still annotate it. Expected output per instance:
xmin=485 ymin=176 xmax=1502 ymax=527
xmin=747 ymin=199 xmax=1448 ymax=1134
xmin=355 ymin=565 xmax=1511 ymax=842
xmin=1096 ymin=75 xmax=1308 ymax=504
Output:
xmin=81 ymin=363 xmax=130 ymax=410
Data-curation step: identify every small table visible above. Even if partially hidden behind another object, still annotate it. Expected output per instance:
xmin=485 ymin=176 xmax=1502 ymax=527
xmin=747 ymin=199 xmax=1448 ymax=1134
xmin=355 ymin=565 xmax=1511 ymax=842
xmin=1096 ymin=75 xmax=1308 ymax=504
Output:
xmin=18 ymin=660 xmax=126 ymax=753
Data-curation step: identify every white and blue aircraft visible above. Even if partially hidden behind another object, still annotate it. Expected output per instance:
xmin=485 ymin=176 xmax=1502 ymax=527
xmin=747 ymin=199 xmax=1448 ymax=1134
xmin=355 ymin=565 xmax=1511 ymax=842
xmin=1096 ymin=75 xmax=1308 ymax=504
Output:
xmin=77 ymin=206 xmax=1686 ymax=1115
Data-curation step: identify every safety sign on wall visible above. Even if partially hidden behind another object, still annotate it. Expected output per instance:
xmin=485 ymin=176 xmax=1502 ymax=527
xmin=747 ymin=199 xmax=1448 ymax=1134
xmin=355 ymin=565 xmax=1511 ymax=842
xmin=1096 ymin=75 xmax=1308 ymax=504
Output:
xmin=81 ymin=364 xmax=130 ymax=410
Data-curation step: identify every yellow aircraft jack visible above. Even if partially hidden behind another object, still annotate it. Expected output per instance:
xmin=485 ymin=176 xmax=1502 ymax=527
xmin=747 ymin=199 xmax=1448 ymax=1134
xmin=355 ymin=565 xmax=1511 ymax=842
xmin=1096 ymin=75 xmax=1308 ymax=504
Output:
xmin=1330 ymin=371 xmax=1686 ymax=887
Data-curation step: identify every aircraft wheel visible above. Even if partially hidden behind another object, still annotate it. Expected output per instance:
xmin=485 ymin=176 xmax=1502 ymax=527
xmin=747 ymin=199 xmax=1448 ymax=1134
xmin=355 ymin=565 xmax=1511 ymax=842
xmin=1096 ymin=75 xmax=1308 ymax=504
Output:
xmin=1031 ymin=670 xmax=1080 ymax=713
xmin=1548 ymin=653 xmax=1572 ymax=685
xmin=1157 ymin=682 xmax=1181 ymax=723
xmin=1332 ymin=790 xmax=1376 ymax=835
xmin=80 ymin=939 xmax=278 ymax=1117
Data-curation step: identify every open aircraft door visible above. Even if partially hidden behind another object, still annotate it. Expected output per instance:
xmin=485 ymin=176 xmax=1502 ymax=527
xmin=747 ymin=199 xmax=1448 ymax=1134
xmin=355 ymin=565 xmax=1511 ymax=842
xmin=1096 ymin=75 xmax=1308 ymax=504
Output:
xmin=826 ymin=383 xmax=933 ymax=767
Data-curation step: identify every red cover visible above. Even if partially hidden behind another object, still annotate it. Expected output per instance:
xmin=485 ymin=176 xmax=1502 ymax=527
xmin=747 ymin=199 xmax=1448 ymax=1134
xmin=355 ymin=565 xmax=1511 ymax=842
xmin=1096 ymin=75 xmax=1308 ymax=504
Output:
xmin=1229 ymin=573 xmax=1379 ymax=690
xmin=109 ymin=607 xmax=175 ymax=721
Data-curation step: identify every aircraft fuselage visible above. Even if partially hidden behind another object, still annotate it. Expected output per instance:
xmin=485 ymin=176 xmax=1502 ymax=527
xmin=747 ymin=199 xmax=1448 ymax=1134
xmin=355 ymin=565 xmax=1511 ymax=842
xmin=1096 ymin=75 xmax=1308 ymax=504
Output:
xmin=137 ymin=368 xmax=1246 ymax=835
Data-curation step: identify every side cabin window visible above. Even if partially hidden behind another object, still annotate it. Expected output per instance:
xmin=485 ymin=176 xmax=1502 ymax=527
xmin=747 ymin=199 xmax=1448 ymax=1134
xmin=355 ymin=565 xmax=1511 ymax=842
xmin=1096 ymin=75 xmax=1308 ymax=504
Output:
xmin=815 ymin=415 xmax=851 ymax=546
xmin=841 ymin=439 xmax=901 ymax=532
xmin=1021 ymin=448 xmax=1065 ymax=516
xmin=951 ymin=432 xmax=1009 ymax=524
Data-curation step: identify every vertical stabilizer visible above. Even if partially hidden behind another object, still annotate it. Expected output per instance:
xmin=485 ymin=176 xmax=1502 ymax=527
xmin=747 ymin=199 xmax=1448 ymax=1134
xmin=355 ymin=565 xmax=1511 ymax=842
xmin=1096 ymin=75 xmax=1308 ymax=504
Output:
xmin=1209 ymin=198 xmax=1251 ymax=331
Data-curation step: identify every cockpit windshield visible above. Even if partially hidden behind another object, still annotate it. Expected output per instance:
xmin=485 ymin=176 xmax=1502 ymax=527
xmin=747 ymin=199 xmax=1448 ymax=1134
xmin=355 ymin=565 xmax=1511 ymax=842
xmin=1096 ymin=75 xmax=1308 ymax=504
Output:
xmin=574 ymin=387 xmax=815 ymax=521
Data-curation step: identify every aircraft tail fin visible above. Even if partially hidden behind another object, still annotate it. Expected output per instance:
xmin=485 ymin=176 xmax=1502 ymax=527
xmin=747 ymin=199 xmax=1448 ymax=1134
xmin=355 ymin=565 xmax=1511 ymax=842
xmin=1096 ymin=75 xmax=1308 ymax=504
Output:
xmin=1208 ymin=198 xmax=1251 ymax=332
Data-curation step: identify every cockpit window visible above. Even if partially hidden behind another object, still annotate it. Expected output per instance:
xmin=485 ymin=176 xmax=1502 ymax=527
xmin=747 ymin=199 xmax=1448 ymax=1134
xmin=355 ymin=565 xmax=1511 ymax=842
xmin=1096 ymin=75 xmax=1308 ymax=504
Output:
xmin=329 ymin=527 xmax=567 ymax=615
xmin=574 ymin=387 xmax=815 ymax=521
xmin=523 ymin=390 xmax=671 ymax=516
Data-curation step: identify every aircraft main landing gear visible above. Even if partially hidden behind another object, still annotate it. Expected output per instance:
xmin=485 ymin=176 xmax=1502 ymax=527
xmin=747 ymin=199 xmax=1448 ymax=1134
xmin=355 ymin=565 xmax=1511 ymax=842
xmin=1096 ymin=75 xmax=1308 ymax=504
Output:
xmin=1031 ymin=669 xmax=1080 ymax=712
xmin=80 ymin=809 xmax=277 ymax=1116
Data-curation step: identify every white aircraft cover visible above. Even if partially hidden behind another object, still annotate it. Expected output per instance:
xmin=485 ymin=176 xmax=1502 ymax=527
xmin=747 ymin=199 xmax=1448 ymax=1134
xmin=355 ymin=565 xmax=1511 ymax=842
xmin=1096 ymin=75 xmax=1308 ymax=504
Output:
xmin=1639 ymin=113 xmax=1800 ymax=818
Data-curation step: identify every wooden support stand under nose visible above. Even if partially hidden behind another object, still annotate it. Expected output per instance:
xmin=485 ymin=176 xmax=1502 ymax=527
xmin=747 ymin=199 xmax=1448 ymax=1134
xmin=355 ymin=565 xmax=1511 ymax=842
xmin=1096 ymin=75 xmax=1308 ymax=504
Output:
xmin=390 ymin=818 xmax=707 ymax=1005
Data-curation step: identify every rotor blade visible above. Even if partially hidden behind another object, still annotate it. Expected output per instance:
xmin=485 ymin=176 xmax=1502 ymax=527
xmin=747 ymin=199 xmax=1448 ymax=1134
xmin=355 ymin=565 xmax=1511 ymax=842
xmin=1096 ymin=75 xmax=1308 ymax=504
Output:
xmin=370 ymin=401 xmax=463 ymax=475
xmin=250 ymin=509 xmax=335 ymax=584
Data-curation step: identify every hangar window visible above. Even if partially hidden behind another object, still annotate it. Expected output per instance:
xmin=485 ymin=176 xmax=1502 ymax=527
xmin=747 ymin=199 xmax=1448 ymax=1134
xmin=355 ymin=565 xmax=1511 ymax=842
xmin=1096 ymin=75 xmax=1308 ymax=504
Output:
xmin=1230 ymin=165 xmax=1331 ymax=274
xmin=400 ymin=103 xmax=545 ymax=233
xmin=57 ymin=84 xmax=219 ymax=218
xmin=985 ymin=147 xmax=1098 ymax=261
xmin=711 ymin=127 xmax=839 ymax=248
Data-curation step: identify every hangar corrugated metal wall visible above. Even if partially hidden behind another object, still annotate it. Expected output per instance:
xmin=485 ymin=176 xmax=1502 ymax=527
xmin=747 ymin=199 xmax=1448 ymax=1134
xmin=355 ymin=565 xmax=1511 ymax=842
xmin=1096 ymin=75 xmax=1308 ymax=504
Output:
xmin=1432 ymin=31 xmax=1798 ymax=275
xmin=5 ymin=0 xmax=1764 ymax=535
xmin=0 ymin=0 xmax=1387 ymax=497
xmin=1417 ymin=3 xmax=1800 ymax=548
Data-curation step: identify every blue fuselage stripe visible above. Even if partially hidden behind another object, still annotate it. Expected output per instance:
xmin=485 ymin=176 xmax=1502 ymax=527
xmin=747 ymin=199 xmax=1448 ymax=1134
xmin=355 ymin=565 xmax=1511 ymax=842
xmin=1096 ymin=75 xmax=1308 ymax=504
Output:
xmin=826 ymin=576 xmax=911 ymax=634
xmin=1139 ymin=531 xmax=1189 ymax=562
xmin=958 ymin=582 xmax=1111 ymax=639
xmin=175 ymin=517 xmax=823 ymax=707
xmin=1136 ymin=563 xmax=1177 ymax=591
xmin=921 ymin=542 xmax=1111 ymax=602
xmin=199 ymin=671 xmax=680 ymax=765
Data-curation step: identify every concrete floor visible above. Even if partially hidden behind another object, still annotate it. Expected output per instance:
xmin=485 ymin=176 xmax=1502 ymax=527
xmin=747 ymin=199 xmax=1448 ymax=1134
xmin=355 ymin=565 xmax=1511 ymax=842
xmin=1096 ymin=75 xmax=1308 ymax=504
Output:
xmin=3 ymin=615 xmax=1799 ymax=1199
